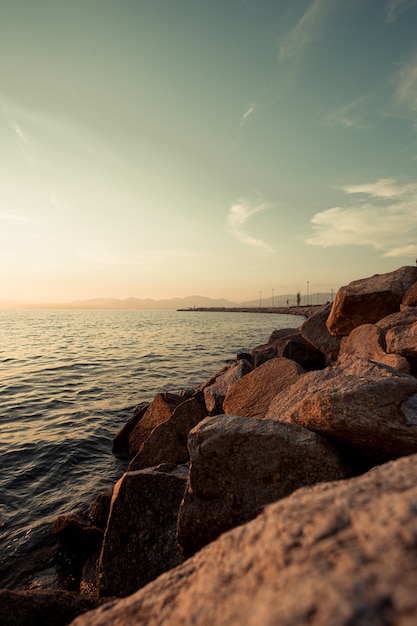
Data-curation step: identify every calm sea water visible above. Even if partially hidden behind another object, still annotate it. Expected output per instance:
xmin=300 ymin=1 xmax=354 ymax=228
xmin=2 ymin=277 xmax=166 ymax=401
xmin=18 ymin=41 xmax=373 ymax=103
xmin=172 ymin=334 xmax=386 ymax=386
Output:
xmin=0 ymin=309 xmax=301 ymax=589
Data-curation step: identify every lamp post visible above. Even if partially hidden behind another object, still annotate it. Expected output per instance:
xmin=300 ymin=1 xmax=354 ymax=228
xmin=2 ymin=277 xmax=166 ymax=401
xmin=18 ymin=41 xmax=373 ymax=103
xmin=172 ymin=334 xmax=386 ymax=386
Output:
xmin=272 ymin=288 xmax=274 ymax=308
xmin=307 ymin=281 xmax=309 ymax=306
xmin=259 ymin=291 xmax=262 ymax=308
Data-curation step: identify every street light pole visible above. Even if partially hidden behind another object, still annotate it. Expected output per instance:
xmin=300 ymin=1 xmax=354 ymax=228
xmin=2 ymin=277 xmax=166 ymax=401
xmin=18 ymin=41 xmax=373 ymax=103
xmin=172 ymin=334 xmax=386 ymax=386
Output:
xmin=272 ymin=288 xmax=274 ymax=308
xmin=307 ymin=281 xmax=309 ymax=306
xmin=259 ymin=291 xmax=262 ymax=308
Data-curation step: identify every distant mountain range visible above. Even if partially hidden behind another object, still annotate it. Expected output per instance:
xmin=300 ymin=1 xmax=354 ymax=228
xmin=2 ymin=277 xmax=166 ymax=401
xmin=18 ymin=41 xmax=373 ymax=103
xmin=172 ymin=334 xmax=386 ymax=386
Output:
xmin=0 ymin=293 xmax=334 ymax=310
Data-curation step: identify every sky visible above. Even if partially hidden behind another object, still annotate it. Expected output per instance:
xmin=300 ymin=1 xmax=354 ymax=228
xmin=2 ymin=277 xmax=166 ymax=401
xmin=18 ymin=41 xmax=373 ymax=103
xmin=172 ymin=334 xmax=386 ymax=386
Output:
xmin=1 ymin=0 xmax=417 ymax=304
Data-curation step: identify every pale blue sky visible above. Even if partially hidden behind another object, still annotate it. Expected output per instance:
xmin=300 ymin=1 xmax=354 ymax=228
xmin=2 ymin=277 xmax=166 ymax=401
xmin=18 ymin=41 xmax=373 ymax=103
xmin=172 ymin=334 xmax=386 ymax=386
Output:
xmin=1 ymin=0 xmax=417 ymax=303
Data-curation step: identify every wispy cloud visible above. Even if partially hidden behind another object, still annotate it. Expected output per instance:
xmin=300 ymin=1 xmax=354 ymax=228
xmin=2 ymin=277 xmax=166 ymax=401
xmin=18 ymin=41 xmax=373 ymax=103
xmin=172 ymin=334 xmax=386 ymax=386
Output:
xmin=389 ymin=53 xmax=417 ymax=123
xmin=341 ymin=178 xmax=417 ymax=198
xmin=305 ymin=178 xmax=417 ymax=258
xmin=240 ymin=103 xmax=256 ymax=126
xmin=0 ymin=212 xmax=32 ymax=224
xmin=320 ymin=97 xmax=371 ymax=130
xmin=385 ymin=0 xmax=415 ymax=24
xmin=227 ymin=199 xmax=273 ymax=252
xmin=279 ymin=0 xmax=333 ymax=61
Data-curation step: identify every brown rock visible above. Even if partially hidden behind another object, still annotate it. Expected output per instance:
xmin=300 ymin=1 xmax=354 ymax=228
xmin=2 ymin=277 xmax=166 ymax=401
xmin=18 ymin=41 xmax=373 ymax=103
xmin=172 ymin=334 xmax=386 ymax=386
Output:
xmin=88 ymin=492 xmax=112 ymax=531
xmin=223 ymin=357 xmax=305 ymax=418
xmin=376 ymin=307 xmax=417 ymax=332
xmin=300 ymin=302 xmax=341 ymax=363
xmin=336 ymin=323 xmax=410 ymax=374
xmin=69 ymin=454 xmax=417 ymax=626
xmin=97 ymin=464 xmax=188 ymax=598
xmin=266 ymin=369 xmax=417 ymax=461
xmin=0 ymin=588 xmax=100 ymax=626
xmin=112 ymin=402 xmax=149 ymax=454
xmin=402 ymin=280 xmax=417 ymax=306
xmin=177 ymin=414 xmax=348 ymax=558
xmin=128 ymin=393 xmax=184 ymax=456
xmin=273 ymin=332 xmax=325 ymax=370
xmin=250 ymin=343 xmax=277 ymax=367
xmin=267 ymin=328 xmax=300 ymax=343
xmin=52 ymin=515 xmax=103 ymax=551
xmin=327 ymin=265 xmax=417 ymax=336
xmin=128 ymin=397 xmax=207 ymax=471
xmin=203 ymin=359 xmax=252 ymax=415
xmin=385 ymin=321 xmax=417 ymax=359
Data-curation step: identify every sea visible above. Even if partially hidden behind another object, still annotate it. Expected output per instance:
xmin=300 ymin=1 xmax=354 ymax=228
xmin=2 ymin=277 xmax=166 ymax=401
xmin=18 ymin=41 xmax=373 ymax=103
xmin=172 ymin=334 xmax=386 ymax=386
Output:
xmin=0 ymin=308 xmax=301 ymax=590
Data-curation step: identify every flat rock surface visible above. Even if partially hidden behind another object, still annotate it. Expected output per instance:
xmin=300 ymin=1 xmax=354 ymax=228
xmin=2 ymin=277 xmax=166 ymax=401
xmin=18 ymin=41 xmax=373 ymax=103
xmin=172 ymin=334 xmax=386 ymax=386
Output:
xmin=223 ymin=357 xmax=305 ymax=418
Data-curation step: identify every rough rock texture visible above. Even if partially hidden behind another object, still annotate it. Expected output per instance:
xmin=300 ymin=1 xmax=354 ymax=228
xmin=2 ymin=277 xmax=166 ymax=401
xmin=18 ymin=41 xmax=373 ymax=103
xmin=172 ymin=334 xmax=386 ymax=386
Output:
xmin=128 ymin=397 xmax=207 ymax=471
xmin=299 ymin=302 xmax=341 ymax=363
xmin=267 ymin=328 xmax=300 ymax=343
xmin=88 ymin=491 xmax=112 ymax=531
xmin=203 ymin=359 xmax=252 ymax=415
xmin=402 ymin=280 xmax=417 ymax=306
xmin=97 ymin=464 xmax=188 ymax=598
xmin=0 ymin=588 xmax=101 ymax=626
xmin=177 ymin=414 xmax=348 ymax=558
xmin=327 ymin=265 xmax=417 ymax=336
xmin=128 ymin=393 xmax=184 ymax=456
xmin=222 ymin=357 xmax=305 ymax=418
xmin=52 ymin=515 xmax=103 ymax=551
xmin=70 ymin=454 xmax=417 ymax=626
xmin=336 ymin=323 xmax=410 ymax=374
xmin=112 ymin=402 xmax=149 ymax=454
xmin=273 ymin=332 xmax=325 ymax=371
xmin=376 ymin=307 xmax=417 ymax=333
xmin=266 ymin=369 xmax=417 ymax=461
xmin=386 ymin=321 xmax=417 ymax=359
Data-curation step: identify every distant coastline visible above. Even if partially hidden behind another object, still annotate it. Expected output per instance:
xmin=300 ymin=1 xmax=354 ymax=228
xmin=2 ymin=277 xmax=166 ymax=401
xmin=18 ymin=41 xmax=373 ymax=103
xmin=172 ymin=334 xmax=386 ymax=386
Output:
xmin=177 ymin=305 xmax=324 ymax=317
xmin=0 ymin=294 xmax=333 ymax=311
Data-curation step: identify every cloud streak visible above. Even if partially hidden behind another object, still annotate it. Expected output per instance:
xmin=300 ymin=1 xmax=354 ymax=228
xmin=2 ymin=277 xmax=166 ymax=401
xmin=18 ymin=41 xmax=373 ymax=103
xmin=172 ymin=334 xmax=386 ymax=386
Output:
xmin=389 ymin=52 xmax=417 ymax=124
xmin=279 ymin=0 xmax=332 ymax=61
xmin=240 ymin=103 xmax=256 ymax=126
xmin=321 ymin=97 xmax=371 ymax=130
xmin=385 ymin=0 xmax=414 ymax=23
xmin=305 ymin=178 xmax=417 ymax=258
xmin=227 ymin=200 xmax=273 ymax=251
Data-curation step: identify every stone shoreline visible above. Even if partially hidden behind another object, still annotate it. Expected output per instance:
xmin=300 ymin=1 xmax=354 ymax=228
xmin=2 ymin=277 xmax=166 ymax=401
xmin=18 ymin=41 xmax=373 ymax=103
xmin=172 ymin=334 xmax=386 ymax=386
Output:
xmin=178 ymin=304 xmax=323 ymax=317
xmin=3 ymin=266 xmax=417 ymax=626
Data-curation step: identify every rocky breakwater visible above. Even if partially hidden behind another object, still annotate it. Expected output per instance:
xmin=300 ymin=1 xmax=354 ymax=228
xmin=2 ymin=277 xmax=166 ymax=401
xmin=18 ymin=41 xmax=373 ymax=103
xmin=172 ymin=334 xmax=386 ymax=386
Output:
xmin=3 ymin=265 xmax=417 ymax=626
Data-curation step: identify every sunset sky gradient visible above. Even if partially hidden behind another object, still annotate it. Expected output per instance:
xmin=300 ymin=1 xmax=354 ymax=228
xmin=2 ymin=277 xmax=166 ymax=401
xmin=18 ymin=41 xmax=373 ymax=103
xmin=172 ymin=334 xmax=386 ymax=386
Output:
xmin=1 ymin=0 xmax=417 ymax=303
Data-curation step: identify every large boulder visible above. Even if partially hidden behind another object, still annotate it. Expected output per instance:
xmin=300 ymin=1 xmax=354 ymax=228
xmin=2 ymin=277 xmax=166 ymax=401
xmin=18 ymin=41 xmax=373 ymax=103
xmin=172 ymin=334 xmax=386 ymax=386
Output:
xmin=336 ymin=324 xmax=410 ymax=374
xmin=266 ymin=369 xmax=417 ymax=462
xmin=402 ymin=280 xmax=417 ymax=306
xmin=222 ymin=357 xmax=305 ymax=418
xmin=385 ymin=321 xmax=417 ymax=360
xmin=273 ymin=332 xmax=325 ymax=371
xmin=299 ymin=302 xmax=341 ymax=363
xmin=177 ymin=414 xmax=348 ymax=558
xmin=97 ymin=464 xmax=187 ymax=598
xmin=327 ymin=265 xmax=417 ymax=336
xmin=0 ymin=588 xmax=100 ymax=626
xmin=128 ymin=393 xmax=184 ymax=456
xmin=69 ymin=454 xmax=417 ymax=626
xmin=376 ymin=307 xmax=417 ymax=333
xmin=112 ymin=402 xmax=149 ymax=454
xmin=128 ymin=397 xmax=207 ymax=471
xmin=203 ymin=359 xmax=252 ymax=415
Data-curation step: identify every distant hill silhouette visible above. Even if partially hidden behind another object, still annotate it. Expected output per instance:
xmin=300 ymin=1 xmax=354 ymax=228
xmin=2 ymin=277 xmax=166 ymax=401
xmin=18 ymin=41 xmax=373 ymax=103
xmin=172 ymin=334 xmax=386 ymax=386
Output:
xmin=0 ymin=293 xmax=333 ymax=310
